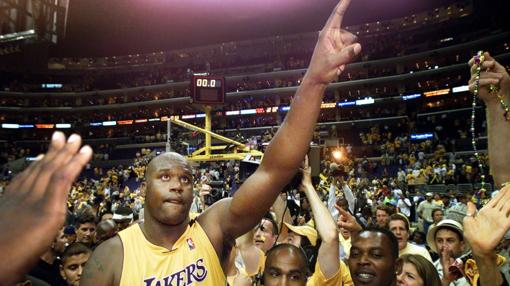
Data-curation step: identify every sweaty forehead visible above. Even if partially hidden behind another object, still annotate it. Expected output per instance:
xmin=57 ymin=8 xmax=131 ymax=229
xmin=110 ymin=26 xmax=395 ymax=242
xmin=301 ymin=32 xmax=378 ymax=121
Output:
xmin=147 ymin=152 xmax=193 ymax=176
xmin=353 ymin=231 xmax=390 ymax=250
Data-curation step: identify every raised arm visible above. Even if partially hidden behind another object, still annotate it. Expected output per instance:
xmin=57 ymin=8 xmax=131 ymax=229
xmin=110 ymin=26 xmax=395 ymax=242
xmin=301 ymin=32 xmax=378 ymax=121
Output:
xmin=272 ymin=192 xmax=293 ymax=227
xmin=300 ymin=157 xmax=340 ymax=278
xmin=0 ymin=132 xmax=92 ymax=285
xmin=463 ymin=186 xmax=510 ymax=286
xmin=468 ymin=52 xmax=510 ymax=186
xmin=203 ymin=0 xmax=361 ymax=242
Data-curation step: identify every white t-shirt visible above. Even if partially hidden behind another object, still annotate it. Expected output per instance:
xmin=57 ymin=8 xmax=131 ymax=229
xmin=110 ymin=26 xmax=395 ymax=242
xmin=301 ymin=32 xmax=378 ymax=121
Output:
xmin=397 ymin=198 xmax=412 ymax=217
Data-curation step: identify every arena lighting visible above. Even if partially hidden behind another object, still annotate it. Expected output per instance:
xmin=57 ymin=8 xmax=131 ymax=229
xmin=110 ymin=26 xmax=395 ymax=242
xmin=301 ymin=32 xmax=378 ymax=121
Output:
xmin=149 ymin=118 xmax=160 ymax=122
xmin=453 ymin=85 xmax=469 ymax=93
xmin=0 ymin=29 xmax=36 ymax=43
xmin=226 ymin=110 xmax=240 ymax=116
xmin=41 ymin=83 xmax=63 ymax=89
xmin=402 ymin=93 xmax=421 ymax=100
xmin=90 ymin=122 xmax=102 ymax=127
xmin=182 ymin=115 xmax=196 ymax=119
xmin=332 ymin=149 xmax=343 ymax=160
xmin=280 ymin=106 xmax=291 ymax=112
xmin=102 ymin=121 xmax=116 ymax=126
xmin=256 ymin=108 xmax=265 ymax=114
xmin=35 ymin=124 xmax=54 ymax=129
xmin=240 ymin=109 xmax=257 ymax=115
xmin=410 ymin=133 xmax=434 ymax=140
xmin=55 ymin=123 xmax=71 ymax=128
xmin=424 ymin=88 xmax=450 ymax=97
xmin=117 ymin=120 xmax=133 ymax=125
xmin=135 ymin=119 xmax=148 ymax=123
xmin=356 ymin=97 xmax=375 ymax=106
xmin=161 ymin=116 xmax=170 ymax=121
xmin=440 ymin=37 xmax=454 ymax=43
xmin=196 ymin=114 xmax=206 ymax=118
xmin=2 ymin=123 xmax=19 ymax=129
xmin=19 ymin=124 xmax=34 ymax=128
xmin=338 ymin=101 xmax=356 ymax=107
xmin=321 ymin=102 xmax=336 ymax=109
xmin=265 ymin=107 xmax=278 ymax=113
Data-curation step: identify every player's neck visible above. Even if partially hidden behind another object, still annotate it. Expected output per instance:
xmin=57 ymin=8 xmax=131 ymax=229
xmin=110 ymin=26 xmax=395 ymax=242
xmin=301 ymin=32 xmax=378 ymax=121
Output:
xmin=141 ymin=216 xmax=190 ymax=250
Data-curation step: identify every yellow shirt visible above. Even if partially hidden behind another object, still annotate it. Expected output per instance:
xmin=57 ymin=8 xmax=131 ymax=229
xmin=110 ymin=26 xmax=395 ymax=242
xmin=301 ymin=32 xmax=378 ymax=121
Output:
xmin=307 ymin=261 xmax=353 ymax=286
xmin=118 ymin=221 xmax=226 ymax=286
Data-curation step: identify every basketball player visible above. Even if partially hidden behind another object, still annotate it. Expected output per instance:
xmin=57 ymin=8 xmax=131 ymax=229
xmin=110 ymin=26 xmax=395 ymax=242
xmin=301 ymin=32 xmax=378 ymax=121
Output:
xmin=80 ymin=1 xmax=361 ymax=285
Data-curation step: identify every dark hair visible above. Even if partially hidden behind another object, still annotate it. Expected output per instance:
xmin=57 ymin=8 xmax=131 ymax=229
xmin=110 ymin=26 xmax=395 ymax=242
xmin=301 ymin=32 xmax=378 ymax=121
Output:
xmin=376 ymin=204 xmax=393 ymax=216
xmin=389 ymin=213 xmax=410 ymax=231
xmin=262 ymin=213 xmax=279 ymax=235
xmin=75 ymin=212 xmax=96 ymax=228
xmin=396 ymin=254 xmax=441 ymax=286
xmin=411 ymin=230 xmax=426 ymax=241
xmin=362 ymin=227 xmax=399 ymax=259
xmin=100 ymin=211 xmax=113 ymax=220
xmin=61 ymin=242 xmax=91 ymax=264
xmin=432 ymin=208 xmax=443 ymax=217
xmin=115 ymin=206 xmax=133 ymax=216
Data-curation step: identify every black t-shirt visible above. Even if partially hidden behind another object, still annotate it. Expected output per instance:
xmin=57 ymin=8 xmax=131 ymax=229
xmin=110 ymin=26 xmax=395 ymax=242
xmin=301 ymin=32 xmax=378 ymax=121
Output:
xmin=29 ymin=258 xmax=67 ymax=286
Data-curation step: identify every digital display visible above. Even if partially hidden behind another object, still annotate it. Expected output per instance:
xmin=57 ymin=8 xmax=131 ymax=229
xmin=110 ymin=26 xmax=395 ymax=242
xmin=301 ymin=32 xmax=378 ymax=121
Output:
xmin=192 ymin=75 xmax=225 ymax=104
xmin=195 ymin=78 xmax=222 ymax=88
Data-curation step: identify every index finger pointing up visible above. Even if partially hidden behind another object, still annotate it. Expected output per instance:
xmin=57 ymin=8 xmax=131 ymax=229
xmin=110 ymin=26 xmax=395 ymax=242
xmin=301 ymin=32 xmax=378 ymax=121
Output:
xmin=323 ymin=0 xmax=352 ymax=31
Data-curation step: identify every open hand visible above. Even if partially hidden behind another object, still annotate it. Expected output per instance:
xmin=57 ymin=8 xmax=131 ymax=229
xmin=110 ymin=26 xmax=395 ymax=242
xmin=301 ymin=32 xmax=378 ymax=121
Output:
xmin=0 ymin=132 xmax=92 ymax=284
xmin=305 ymin=0 xmax=361 ymax=86
xmin=463 ymin=186 xmax=510 ymax=257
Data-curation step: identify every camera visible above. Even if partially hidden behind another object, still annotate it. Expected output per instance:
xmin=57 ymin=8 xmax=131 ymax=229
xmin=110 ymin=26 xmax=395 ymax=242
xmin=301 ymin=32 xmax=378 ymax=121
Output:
xmin=204 ymin=180 xmax=227 ymax=206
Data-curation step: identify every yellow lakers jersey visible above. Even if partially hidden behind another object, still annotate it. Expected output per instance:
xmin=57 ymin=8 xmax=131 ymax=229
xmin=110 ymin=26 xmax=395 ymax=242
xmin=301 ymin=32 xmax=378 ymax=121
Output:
xmin=118 ymin=220 xmax=226 ymax=286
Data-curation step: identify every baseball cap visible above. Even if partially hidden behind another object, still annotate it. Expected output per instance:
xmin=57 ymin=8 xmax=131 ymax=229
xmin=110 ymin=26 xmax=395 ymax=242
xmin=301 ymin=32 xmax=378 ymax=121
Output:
xmin=283 ymin=222 xmax=318 ymax=246
xmin=425 ymin=192 xmax=434 ymax=197
xmin=426 ymin=219 xmax=470 ymax=253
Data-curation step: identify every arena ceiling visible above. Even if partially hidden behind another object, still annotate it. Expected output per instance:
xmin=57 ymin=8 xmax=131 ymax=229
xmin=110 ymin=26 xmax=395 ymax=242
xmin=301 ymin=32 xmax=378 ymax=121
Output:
xmin=53 ymin=0 xmax=464 ymax=57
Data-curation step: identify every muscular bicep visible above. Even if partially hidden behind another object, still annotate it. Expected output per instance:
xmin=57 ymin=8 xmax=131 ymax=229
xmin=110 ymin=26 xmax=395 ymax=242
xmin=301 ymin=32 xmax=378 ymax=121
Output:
xmin=81 ymin=236 xmax=123 ymax=286
xmin=224 ymin=169 xmax=294 ymax=237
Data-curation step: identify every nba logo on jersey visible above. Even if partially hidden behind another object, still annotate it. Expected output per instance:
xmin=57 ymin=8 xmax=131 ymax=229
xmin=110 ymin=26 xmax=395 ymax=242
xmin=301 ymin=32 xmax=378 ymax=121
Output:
xmin=186 ymin=238 xmax=195 ymax=250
